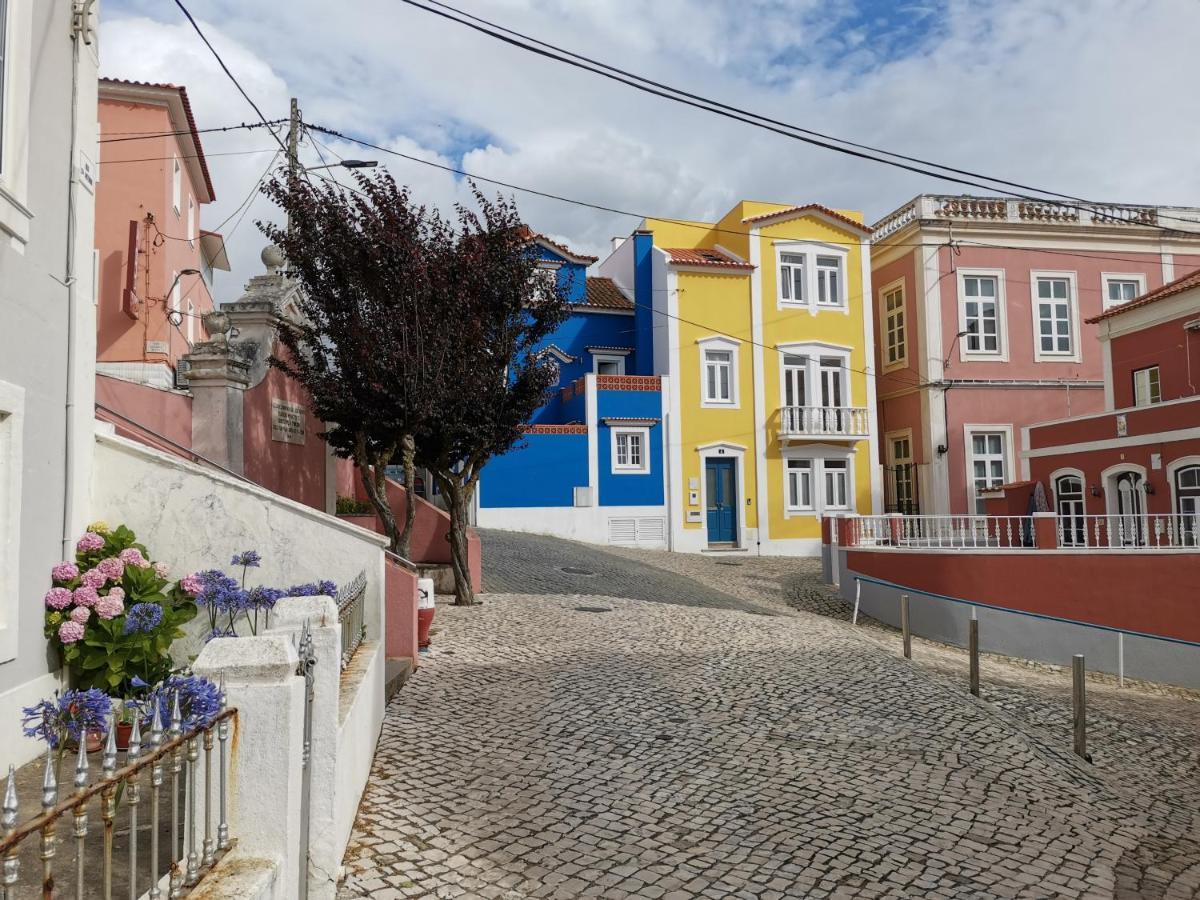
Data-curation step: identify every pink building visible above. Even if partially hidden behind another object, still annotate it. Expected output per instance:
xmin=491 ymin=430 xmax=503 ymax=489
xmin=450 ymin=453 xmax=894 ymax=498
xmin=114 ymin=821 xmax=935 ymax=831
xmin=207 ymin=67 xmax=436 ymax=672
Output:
xmin=95 ymin=78 xmax=230 ymax=390
xmin=870 ymin=195 xmax=1200 ymax=516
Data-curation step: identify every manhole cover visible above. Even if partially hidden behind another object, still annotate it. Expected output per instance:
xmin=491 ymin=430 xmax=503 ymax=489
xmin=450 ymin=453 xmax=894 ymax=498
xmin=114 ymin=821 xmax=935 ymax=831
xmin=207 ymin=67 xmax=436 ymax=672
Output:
xmin=561 ymin=566 xmax=595 ymax=576
xmin=574 ymin=606 xmax=612 ymax=613
xmin=715 ymin=560 xmax=743 ymax=566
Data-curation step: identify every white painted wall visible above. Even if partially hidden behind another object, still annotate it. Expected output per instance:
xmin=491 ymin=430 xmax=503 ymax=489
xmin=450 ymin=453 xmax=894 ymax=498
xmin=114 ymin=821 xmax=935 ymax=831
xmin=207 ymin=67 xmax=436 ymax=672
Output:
xmin=476 ymin=504 xmax=669 ymax=549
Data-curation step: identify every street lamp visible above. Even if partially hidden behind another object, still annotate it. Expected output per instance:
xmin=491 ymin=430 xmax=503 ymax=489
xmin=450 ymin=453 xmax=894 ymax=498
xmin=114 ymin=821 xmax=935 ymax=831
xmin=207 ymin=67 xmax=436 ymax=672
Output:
xmin=164 ymin=268 xmax=201 ymax=326
xmin=304 ymin=159 xmax=378 ymax=172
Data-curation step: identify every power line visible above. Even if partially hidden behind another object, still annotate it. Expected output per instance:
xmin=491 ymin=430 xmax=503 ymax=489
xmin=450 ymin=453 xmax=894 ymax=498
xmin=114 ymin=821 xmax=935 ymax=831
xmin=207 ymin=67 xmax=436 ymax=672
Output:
xmin=211 ymin=149 xmax=284 ymax=234
xmin=99 ymin=121 xmax=284 ymax=143
xmin=99 ymin=148 xmax=278 ymax=165
xmin=395 ymin=0 xmax=1199 ymax=233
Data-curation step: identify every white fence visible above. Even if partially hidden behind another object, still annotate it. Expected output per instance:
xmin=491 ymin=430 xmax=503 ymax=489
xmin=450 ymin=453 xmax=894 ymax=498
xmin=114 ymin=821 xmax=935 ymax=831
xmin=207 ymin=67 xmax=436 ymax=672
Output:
xmin=1061 ymin=513 xmax=1199 ymax=550
xmin=851 ymin=515 xmax=1036 ymax=549
xmin=779 ymin=406 xmax=870 ymax=438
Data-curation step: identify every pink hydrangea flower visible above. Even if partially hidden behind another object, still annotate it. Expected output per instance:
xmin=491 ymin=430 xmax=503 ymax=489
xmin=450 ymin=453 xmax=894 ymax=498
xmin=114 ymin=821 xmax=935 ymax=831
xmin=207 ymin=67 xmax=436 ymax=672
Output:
xmin=44 ymin=587 xmax=73 ymax=610
xmin=51 ymin=562 xmax=79 ymax=583
xmin=153 ymin=561 xmax=171 ymax=579
xmin=76 ymin=532 xmax=104 ymax=552
xmin=81 ymin=568 xmax=107 ymax=590
xmin=94 ymin=594 xmax=124 ymax=620
xmin=107 ymin=586 xmax=125 ymax=602
xmin=69 ymin=606 xmax=91 ymax=624
xmin=119 ymin=548 xmax=151 ymax=569
xmin=58 ymin=620 xmax=85 ymax=643
xmin=96 ymin=557 xmax=125 ymax=581
xmin=72 ymin=586 xmax=99 ymax=608
xmin=180 ymin=573 xmax=204 ymax=597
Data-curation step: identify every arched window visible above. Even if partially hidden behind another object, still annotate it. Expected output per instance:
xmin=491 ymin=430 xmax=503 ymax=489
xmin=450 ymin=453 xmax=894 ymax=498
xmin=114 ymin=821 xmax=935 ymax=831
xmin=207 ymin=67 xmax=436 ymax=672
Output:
xmin=1055 ymin=474 xmax=1085 ymax=546
xmin=1175 ymin=465 xmax=1200 ymax=545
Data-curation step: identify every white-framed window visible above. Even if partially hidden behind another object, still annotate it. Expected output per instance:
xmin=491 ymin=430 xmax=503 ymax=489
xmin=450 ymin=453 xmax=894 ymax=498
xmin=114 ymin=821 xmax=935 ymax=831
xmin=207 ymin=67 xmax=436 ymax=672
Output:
xmin=0 ymin=379 xmax=25 ymax=663
xmin=823 ymin=459 xmax=849 ymax=509
xmin=775 ymin=243 xmax=848 ymax=311
xmin=880 ymin=280 xmax=906 ymax=369
xmin=593 ymin=354 xmax=625 ymax=376
xmin=1031 ymin=271 xmax=1079 ymax=361
xmin=964 ymin=426 xmax=1011 ymax=514
xmin=1102 ymin=273 xmax=1145 ymax=310
xmin=0 ymin=0 xmax=34 ymax=246
xmin=172 ymin=156 xmax=182 ymax=215
xmin=1133 ymin=366 xmax=1161 ymax=406
xmin=1053 ymin=471 xmax=1086 ymax=547
xmin=611 ymin=427 xmax=649 ymax=474
xmin=957 ymin=269 xmax=1006 ymax=359
xmin=698 ymin=336 xmax=739 ymax=407
xmin=187 ymin=196 xmax=196 ymax=244
xmin=779 ymin=252 xmax=805 ymax=304
xmin=786 ymin=459 xmax=813 ymax=511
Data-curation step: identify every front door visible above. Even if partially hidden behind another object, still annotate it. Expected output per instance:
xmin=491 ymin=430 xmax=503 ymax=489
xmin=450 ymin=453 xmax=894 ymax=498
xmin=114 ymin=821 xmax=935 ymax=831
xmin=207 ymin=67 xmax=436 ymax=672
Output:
xmin=1112 ymin=470 xmax=1144 ymax=545
xmin=705 ymin=458 xmax=738 ymax=545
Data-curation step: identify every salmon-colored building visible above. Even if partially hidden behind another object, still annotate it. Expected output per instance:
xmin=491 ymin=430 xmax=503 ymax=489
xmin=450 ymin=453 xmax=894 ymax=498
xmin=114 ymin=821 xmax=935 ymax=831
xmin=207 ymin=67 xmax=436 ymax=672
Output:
xmin=1023 ymin=269 xmax=1200 ymax=545
xmin=870 ymin=195 xmax=1200 ymax=516
xmin=95 ymin=78 xmax=229 ymax=389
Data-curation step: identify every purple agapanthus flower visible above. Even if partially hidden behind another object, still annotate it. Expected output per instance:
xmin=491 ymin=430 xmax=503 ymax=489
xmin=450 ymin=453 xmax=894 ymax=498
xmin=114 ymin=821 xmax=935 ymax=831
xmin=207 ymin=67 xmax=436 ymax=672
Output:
xmin=123 ymin=602 xmax=164 ymax=635
xmin=143 ymin=675 xmax=222 ymax=731
xmin=283 ymin=581 xmax=338 ymax=598
xmin=22 ymin=689 xmax=111 ymax=748
xmin=247 ymin=585 xmax=284 ymax=611
xmin=230 ymin=550 xmax=262 ymax=568
xmin=194 ymin=570 xmax=249 ymax=612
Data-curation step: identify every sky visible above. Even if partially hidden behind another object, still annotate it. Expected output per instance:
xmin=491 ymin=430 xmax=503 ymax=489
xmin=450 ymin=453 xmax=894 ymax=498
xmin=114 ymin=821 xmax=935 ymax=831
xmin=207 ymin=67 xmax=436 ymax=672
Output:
xmin=100 ymin=0 xmax=1200 ymax=295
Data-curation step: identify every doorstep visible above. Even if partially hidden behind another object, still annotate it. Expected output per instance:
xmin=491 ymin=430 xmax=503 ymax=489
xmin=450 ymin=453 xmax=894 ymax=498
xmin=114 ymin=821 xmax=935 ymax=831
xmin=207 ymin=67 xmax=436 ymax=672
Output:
xmin=385 ymin=657 xmax=414 ymax=702
xmin=701 ymin=546 xmax=750 ymax=554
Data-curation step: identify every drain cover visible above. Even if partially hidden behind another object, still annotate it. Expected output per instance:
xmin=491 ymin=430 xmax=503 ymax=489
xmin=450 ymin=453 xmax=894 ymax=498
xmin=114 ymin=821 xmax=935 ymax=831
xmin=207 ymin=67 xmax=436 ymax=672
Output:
xmin=561 ymin=566 xmax=595 ymax=576
xmin=714 ymin=560 xmax=743 ymax=567
xmin=574 ymin=606 xmax=612 ymax=613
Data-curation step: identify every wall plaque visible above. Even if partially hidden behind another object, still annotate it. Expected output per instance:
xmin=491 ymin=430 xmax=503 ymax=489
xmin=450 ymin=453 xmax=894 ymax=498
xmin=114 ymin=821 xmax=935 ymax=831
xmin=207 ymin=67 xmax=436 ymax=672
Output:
xmin=271 ymin=398 xmax=306 ymax=445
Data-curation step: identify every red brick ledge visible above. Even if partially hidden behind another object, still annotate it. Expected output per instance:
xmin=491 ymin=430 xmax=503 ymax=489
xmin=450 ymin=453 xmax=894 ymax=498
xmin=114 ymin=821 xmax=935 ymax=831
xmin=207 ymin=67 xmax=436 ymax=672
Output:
xmin=524 ymin=424 xmax=588 ymax=435
xmin=597 ymin=375 xmax=661 ymax=392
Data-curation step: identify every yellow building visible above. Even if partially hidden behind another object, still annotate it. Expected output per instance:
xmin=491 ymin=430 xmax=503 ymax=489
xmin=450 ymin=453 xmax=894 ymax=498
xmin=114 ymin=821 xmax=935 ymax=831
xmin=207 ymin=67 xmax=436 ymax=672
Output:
xmin=599 ymin=201 xmax=880 ymax=555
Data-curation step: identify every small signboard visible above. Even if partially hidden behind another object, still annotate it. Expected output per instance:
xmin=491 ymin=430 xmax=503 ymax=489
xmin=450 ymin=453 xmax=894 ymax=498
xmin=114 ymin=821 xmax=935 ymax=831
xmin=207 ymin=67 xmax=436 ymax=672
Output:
xmin=144 ymin=340 xmax=169 ymax=355
xmin=1116 ymin=414 xmax=1128 ymax=437
xmin=271 ymin=398 xmax=306 ymax=445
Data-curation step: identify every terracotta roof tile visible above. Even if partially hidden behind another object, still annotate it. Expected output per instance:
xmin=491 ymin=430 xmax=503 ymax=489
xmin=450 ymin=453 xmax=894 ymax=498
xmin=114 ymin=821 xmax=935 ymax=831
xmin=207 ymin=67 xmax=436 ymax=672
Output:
xmin=741 ymin=203 xmax=872 ymax=234
xmin=1086 ymin=268 xmax=1200 ymax=323
xmin=517 ymin=226 xmax=598 ymax=263
xmin=663 ymin=247 xmax=754 ymax=270
xmin=581 ymin=277 xmax=633 ymax=310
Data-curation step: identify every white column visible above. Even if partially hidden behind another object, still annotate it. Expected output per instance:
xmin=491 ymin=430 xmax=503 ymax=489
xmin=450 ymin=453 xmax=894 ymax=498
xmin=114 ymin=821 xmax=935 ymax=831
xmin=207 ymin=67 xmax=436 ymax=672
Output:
xmin=193 ymin=635 xmax=304 ymax=900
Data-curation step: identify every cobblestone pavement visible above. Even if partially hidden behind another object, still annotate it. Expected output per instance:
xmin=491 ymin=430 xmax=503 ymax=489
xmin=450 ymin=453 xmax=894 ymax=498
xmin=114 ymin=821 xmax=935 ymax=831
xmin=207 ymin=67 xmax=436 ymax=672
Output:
xmin=341 ymin=533 xmax=1200 ymax=900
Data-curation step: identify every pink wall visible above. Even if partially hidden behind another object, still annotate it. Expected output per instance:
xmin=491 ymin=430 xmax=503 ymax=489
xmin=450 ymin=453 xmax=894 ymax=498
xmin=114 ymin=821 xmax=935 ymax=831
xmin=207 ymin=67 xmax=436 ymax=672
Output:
xmin=95 ymin=374 xmax=192 ymax=458
xmin=243 ymin=364 xmax=329 ymax=511
xmin=847 ymin=548 xmax=1200 ymax=644
xmin=385 ymin=557 xmax=419 ymax=667
xmin=1110 ymin=309 xmax=1200 ymax=408
xmin=878 ymin=390 xmax=924 ymax=464
xmin=871 ymin=250 xmax=920 ymax=405
xmin=97 ymin=95 xmax=215 ymax=371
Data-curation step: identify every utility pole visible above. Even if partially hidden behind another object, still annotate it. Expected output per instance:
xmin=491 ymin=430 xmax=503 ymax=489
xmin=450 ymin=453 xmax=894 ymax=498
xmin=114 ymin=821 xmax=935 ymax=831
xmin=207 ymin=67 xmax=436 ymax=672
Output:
xmin=287 ymin=97 xmax=301 ymax=180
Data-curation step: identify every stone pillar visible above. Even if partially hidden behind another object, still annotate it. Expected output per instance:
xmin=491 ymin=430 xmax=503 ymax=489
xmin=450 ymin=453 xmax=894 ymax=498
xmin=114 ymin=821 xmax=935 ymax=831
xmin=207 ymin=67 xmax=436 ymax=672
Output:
xmin=193 ymin=635 xmax=304 ymax=900
xmin=269 ymin=596 xmax=342 ymax=900
xmin=185 ymin=339 xmax=250 ymax=475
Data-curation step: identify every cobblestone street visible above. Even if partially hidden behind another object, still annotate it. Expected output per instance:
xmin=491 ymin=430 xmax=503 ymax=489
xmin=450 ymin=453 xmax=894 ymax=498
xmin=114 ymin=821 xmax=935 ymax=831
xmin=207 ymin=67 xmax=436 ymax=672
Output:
xmin=340 ymin=532 xmax=1200 ymax=899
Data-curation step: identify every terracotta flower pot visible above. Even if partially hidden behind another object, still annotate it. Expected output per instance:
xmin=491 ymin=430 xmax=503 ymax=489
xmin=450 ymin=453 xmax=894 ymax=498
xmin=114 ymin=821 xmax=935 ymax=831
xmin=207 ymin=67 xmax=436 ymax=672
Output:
xmin=116 ymin=721 xmax=133 ymax=751
xmin=417 ymin=608 xmax=435 ymax=649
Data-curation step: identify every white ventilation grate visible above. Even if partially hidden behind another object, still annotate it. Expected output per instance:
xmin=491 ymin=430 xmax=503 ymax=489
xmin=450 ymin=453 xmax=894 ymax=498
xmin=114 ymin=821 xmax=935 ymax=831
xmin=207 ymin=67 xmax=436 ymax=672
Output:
xmin=608 ymin=516 xmax=667 ymax=548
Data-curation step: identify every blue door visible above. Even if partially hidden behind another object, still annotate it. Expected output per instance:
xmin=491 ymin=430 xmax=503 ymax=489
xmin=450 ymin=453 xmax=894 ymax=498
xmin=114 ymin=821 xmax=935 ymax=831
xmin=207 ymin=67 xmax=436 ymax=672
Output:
xmin=706 ymin=458 xmax=738 ymax=545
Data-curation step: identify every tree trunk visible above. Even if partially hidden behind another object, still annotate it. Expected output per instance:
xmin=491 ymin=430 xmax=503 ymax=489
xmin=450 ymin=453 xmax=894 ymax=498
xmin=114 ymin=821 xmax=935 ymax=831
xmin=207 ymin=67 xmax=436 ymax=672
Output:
xmin=442 ymin=476 xmax=476 ymax=606
xmin=360 ymin=461 xmax=401 ymax=554
xmin=397 ymin=433 xmax=417 ymax=560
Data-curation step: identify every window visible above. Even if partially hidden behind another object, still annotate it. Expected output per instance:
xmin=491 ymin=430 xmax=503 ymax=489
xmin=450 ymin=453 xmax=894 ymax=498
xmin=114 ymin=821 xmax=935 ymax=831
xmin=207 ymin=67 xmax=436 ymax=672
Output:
xmin=1055 ymin=474 xmax=1085 ymax=546
xmin=1133 ymin=366 xmax=1161 ymax=406
xmin=823 ymin=459 xmax=849 ymax=509
xmin=786 ymin=459 xmax=813 ymax=511
xmin=815 ymin=256 xmax=842 ymax=306
xmin=782 ymin=354 xmax=806 ymax=408
xmin=1033 ymin=275 xmax=1075 ymax=357
xmin=170 ymin=273 xmax=181 ymax=337
xmin=187 ymin=196 xmax=196 ymax=244
xmin=779 ymin=253 xmax=805 ymax=304
xmin=612 ymin=428 xmax=649 ymax=474
xmin=172 ymin=156 xmax=182 ymax=214
xmin=1103 ymin=275 xmax=1145 ymax=309
xmin=703 ymin=348 xmax=735 ymax=405
xmin=968 ymin=430 xmax=1007 ymax=514
xmin=593 ymin=355 xmax=624 ymax=376
xmin=882 ymin=283 xmax=906 ymax=367
xmin=186 ymin=300 xmax=195 ymax=344
xmin=961 ymin=274 xmax=1001 ymax=354
xmin=888 ymin=433 xmax=916 ymax=515
xmin=1175 ymin=464 xmax=1200 ymax=546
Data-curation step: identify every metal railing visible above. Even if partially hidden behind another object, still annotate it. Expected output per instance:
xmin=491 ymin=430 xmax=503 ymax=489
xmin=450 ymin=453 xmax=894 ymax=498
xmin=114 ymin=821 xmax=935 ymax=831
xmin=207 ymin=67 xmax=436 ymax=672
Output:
xmin=1060 ymin=514 xmax=1200 ymax=549
xmin=336 ymin=571 xmax=368 ymax=670
xmin=779 ymin=406 xmax=870 ymax=438
xmin=0 ymin=701 xmax=235 ymax=899
xmin=853 ymin=515 xmax=1036 ymax=549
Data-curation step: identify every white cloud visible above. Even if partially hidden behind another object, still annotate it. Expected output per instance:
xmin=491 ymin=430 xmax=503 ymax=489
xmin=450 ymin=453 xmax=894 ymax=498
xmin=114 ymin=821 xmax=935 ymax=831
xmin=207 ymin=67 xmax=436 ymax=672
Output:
xmin=100 ymin=0 xmax=1200 ymax=290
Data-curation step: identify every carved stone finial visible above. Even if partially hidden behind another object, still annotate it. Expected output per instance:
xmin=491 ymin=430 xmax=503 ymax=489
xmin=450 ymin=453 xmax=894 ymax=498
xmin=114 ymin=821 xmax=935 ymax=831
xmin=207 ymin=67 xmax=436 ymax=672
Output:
xmin=261 ymin=245 xmax=285 ymax=273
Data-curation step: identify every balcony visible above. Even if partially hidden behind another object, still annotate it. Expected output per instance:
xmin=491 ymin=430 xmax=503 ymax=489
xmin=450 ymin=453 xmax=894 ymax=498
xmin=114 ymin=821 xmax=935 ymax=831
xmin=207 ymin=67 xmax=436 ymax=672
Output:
xmin=778 ymin=405 xmax=870 ymax=441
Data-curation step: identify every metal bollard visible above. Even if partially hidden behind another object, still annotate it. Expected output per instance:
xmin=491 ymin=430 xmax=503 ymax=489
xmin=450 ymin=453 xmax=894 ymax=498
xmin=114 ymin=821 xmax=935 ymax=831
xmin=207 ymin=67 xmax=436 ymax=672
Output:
xmin=900 ymin=594 xmax=911 ymax=659
xmin=1072 ymin=654 xmax=1088 ymax=760
xmin=969 ymin=617 xmax=980 ymax=697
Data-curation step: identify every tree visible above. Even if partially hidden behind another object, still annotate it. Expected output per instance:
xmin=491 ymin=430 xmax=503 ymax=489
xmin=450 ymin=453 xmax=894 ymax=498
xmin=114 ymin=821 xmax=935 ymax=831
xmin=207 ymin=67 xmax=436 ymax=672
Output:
xmin=259 ymin=171 xmax=451 ymax=557
xmin=417 ymin=191 xmax=571 ymax=605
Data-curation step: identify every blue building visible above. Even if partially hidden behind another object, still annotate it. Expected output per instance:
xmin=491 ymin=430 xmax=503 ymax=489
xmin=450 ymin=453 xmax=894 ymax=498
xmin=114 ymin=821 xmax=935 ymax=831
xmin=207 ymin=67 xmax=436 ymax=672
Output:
xmin=477 ymin=232 xmax=670 ymax=548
